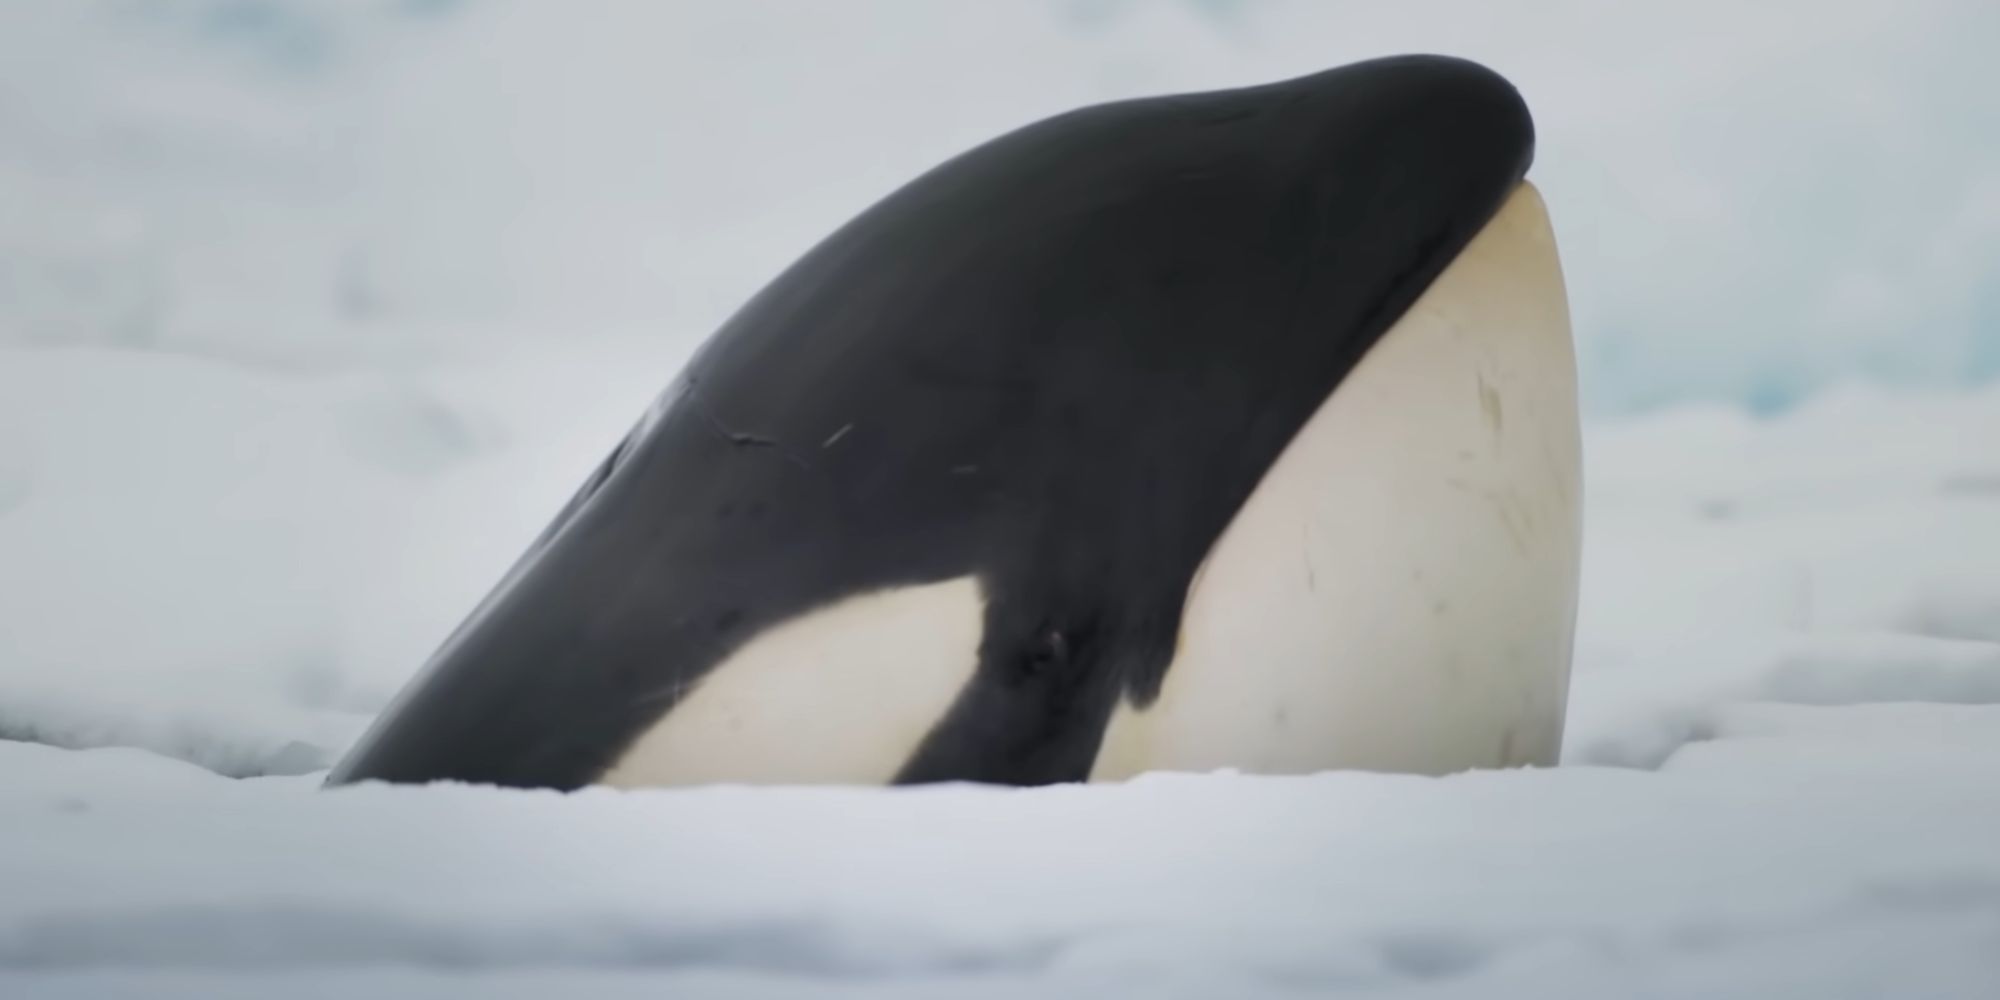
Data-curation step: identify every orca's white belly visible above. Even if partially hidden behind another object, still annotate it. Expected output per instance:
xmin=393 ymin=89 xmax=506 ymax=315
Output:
xmin=1092 ymin=181 xmax=1582 ymax=779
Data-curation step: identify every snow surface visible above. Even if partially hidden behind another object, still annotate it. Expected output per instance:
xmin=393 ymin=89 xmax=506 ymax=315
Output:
xmin=3 ymin=697 xmax=2000 ymax=997
xmin=5 ymin=2 xmax=2000 ymax=997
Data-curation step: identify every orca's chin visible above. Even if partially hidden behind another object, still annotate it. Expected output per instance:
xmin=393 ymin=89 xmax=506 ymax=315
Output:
xmin=1093 ymin=180 xmax=1580 ymax=779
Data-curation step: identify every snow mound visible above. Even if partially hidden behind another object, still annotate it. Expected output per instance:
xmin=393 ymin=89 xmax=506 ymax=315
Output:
xmin=1566 ymin=631 xmax=2000 ymax=769
xmin=0 ymin=341 xmax=670 ymax=774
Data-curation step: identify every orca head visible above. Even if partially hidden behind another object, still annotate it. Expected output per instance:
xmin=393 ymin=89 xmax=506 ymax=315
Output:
xmin=323 ymin=54 xmax=1573 ymax=793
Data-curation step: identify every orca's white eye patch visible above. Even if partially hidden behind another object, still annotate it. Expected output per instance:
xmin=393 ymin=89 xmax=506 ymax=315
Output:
xmin=599 ymin=576 xmax=987 ymax=788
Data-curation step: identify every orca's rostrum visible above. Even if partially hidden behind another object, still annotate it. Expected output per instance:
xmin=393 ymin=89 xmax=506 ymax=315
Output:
xmin=326 ymin=54 xmax=1583 ymax=791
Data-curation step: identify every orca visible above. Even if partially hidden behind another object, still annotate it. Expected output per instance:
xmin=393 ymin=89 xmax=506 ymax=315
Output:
xmin=325 ymin=53 xmax=1582 ymax=791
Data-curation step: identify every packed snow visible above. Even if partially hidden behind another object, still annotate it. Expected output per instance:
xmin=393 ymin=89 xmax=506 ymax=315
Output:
xmin=4 ymin=1 xmax=2000 ymax=997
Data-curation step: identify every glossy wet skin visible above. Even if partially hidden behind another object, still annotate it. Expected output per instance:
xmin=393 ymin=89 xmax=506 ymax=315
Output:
xmin=326 ymin=54 xmax=1540 ymax=791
